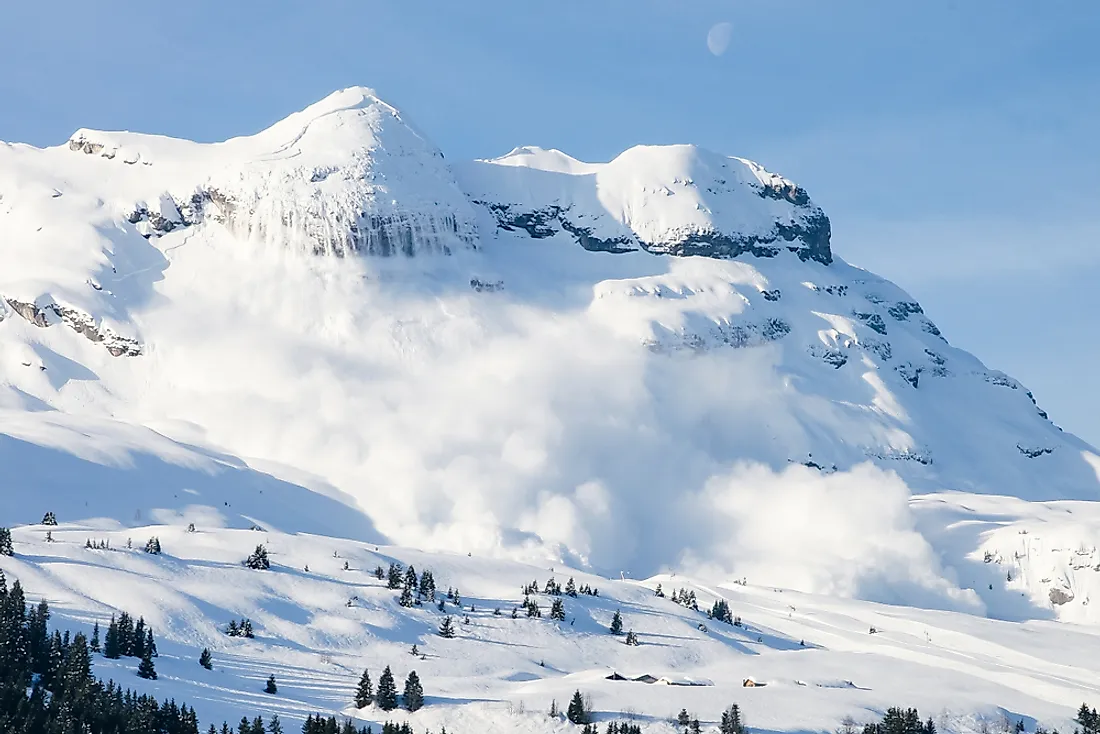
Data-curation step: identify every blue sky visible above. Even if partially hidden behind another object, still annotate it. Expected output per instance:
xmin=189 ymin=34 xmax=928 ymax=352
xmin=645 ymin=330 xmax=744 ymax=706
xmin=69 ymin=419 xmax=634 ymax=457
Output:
xmin=2 ymin=0 xmax=1097 ymax=444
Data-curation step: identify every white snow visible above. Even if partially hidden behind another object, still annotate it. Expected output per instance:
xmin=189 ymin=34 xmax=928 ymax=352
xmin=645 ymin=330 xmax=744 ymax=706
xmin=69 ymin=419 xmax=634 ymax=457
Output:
xmin=4 ymin=521 xmax=1100 ymax=733
xmin=457 ymin=143 xmax=827 ymax=260
xmin=2 ymin=85 xmax=1100 ymax=731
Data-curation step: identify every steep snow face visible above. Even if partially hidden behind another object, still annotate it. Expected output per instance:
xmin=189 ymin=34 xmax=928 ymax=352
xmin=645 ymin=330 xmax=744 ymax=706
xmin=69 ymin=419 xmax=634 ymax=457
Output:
xmin=20 ymin=86 xmax=479 ymax=259
xmin=456 ymin=144 xmax=831 ymax=264
xmin=2 ymin=88 xmax=1100 ymax=621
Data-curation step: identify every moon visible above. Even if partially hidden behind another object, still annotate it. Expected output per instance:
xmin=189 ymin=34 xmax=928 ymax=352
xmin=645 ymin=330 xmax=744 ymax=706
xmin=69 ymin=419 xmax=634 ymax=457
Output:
xmin=707 ymin=22 xmax=734 ymax=56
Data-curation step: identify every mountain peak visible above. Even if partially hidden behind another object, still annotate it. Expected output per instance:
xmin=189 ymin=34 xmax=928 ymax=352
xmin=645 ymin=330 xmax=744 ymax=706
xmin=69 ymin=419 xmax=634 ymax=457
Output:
xmin=457 ymin=142 xmax=831 ymax=264
xmin=58 ymin=89 xmax=829 ymax=265
xmin=60 ymin=87 xmax=479 ymax=258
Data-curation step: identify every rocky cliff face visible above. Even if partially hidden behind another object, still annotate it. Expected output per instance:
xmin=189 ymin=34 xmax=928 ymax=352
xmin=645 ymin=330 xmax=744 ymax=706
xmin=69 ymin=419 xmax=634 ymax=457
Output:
xmin=62 ymin=87 xmax=481 ymax=258
xmin=455 ymin=145 xmax=832 ymax=264
xmin=1 ymin=297 xmax=141 ymax=356
xmin=46 ymin=91 xmax=832 ymax=268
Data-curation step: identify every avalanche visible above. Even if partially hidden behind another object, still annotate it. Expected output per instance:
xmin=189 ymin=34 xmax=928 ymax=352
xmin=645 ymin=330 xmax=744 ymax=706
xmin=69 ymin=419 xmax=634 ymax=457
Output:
xmin=2 ymin=85 xmax=1100 ymax=731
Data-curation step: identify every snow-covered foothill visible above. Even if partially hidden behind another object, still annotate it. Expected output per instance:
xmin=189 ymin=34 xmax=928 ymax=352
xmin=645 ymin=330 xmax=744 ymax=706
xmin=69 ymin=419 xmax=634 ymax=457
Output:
xmin=4 ymin=520 xmax=1100 ymax=734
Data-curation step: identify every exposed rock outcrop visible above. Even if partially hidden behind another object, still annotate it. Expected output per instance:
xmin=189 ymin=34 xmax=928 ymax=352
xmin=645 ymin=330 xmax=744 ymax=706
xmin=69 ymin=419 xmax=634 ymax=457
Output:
xmin=3 ymin=297 xmax=141 ymax=356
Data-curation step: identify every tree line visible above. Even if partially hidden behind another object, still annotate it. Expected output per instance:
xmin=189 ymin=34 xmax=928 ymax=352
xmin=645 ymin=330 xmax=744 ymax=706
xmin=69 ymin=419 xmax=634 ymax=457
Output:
xmin=0 ymin=569 xmax=197 ymax=733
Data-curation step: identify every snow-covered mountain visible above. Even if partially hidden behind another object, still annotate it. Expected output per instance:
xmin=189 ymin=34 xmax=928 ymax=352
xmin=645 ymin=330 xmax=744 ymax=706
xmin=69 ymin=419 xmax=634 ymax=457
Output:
xmin=6 ymin=85 xmax=1100 ymax=734
xmin=2 ymin=85 xmax=1100 ymax=626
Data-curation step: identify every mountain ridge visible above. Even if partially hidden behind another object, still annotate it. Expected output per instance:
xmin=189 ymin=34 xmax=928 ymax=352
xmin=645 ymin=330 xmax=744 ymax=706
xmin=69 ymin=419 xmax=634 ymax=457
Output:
xmin=1 ymin=86 xmax=1098 ymax=622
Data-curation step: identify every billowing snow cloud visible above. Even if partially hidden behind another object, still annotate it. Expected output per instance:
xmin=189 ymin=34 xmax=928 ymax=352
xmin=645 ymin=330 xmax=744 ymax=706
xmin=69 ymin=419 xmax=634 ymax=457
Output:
xmin=2 ymin=88 xmax=1095 ymax=618
xmin=681 ymin=462 xmax=985 ymax=613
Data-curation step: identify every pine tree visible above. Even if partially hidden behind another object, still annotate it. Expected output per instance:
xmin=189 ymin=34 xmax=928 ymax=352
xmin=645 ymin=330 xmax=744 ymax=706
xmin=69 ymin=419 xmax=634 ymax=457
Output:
xmin=565 ymin=577 xmax=577 ymax=597
xmin=387 ymin=563 xmax=403 ymax=589
xmin=374 ymin=565 xmax=385 ymax=580
xmin=42 ymin=511 xmax=57 ymax=526
xmin=269 ymin=715 xmax=284 ymax=734
xmin=355 ymin=668 xmax=374 ymax=708
xmin=133 ymin=617 xmax=147 ymax=657
xmin=0 ymin=527 xmax=13 ymax=556
xmin=711 ymin=599 xmax=734 ymax=624
xmin=245 ymin=545 xmax=271 ymax=570
xmin=200 ymin=647 xmax=213 ymax=670
xmin=1077 ymin=706 xmax=1100 ymax=734
xmin=265 ymin=675 xmax=278 ymax=694
xmin=625 ymin=630 xmax=638 ymax=646
xmin=103 ymin=616 xmax=121 ymax=659
xmin=678 ymin=709 xmax=691 ymax=727
xmin=438 ymin=616 xmax=455 ymax=638
xmin=418 ymin=570 xmax=436 ymax=601
xmin=402 ymin=670 xmax=424 ymax=711
xmin=862 ymin=707 xmax=933 ymax=734
xmin=720 ymin=704 xmax=745 ymax=734
xmin=146 ymin=627 xmax=157 ymax=657
xmin=144 ymin=537 xmax=162 ymax=554
xmin=550 ymin=598 xmax=566 ymax=621
xmin=137 ymin=650 xmax=157 ymax=679
xmin=90 ymin=621 xmax=100 ymax=652
xmin=398 ymin=584 xmax=414 ymax=608
xmin=567 ymin=690 xmax=589 ymax=724
xmin=655 ymin=583 xmax=664 ymax=597
xmin=376 ymin=666 xmax=398 ymax=711
xmin=609 ymin=610 xmax=623 ymax=635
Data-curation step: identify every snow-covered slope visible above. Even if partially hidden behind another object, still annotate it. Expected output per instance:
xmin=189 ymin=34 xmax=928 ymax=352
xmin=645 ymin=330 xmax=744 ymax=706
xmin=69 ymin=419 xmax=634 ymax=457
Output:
xmin=2 ymin=86 xmax=1100 ymax=627
xmin=5 ymin=519 xmax=1100 ymax=734
xmin=456 ymin=145 xmax=831 ymax=263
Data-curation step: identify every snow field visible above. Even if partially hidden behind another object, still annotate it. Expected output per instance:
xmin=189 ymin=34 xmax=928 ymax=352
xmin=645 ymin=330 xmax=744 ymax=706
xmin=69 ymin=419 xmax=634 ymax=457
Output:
xmin=4 ymin=520 xmax=1100 ymax=733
